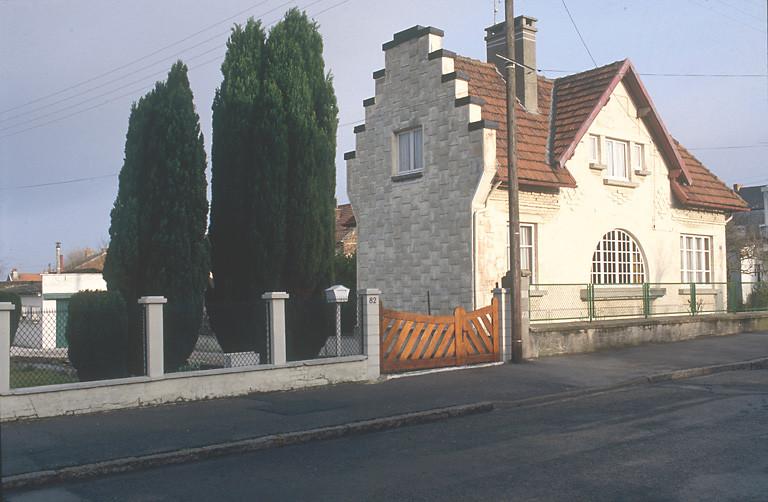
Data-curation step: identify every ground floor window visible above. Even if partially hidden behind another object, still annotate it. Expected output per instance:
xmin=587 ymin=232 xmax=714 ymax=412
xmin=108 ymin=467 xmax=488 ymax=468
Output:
xmin=591 ymin=229 xmax=646 ymax=284
xmin=506 ymin=223 xmax=536 ymax=281
xmin=680 ymin=234 xmax=712 ymax=283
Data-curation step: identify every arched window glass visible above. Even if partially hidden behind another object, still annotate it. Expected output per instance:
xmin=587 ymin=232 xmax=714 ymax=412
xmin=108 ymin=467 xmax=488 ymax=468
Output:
xmin=591 ymin=230 xmax=646 ymax=284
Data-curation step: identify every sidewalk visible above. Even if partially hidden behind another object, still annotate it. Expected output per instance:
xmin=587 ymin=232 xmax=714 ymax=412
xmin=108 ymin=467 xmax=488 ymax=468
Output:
xmin=2 ymin=331 xmax=767 ymax=479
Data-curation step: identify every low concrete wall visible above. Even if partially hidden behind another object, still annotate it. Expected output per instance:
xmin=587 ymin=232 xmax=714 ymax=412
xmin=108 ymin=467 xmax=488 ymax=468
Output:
xmin=529 ymin=313 xmax=768 ymax=358
xmin=0 ymin=356 xmax=368 ymax=422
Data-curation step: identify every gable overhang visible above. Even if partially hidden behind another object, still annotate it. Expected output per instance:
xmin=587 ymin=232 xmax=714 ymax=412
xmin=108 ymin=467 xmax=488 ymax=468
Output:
xmin=555 ymin=60 xmax=693 ymax=186
xmin=669 ymin=182 xmax=750 ymax=213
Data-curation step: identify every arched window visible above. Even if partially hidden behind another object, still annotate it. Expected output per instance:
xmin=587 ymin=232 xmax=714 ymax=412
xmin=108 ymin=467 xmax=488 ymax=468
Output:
xmin=591 ymin=230 xmax=646 ymax=284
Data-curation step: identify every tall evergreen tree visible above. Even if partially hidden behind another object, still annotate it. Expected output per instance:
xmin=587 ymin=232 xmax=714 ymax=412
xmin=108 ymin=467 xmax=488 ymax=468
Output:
xmin=207 ymin=20 xmax=287 ymax=355
xmin=103 ymin=61 xmax=209 ymax=372
xmin=266 ymin=9 xmax=338 ymax=359
xmin=208 ymin=11 xmax=338 ymax=360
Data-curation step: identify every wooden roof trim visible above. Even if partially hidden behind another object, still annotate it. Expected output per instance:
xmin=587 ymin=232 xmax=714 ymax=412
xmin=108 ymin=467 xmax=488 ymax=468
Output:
xmin=555 ymin=60 xmax=630 ymax=170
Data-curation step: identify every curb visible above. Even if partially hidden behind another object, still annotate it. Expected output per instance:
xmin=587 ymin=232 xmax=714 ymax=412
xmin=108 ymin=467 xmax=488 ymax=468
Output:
xmin=499 ymin=356 xmax=768 ymax=409
xmin=2 ymin=401 xmax=494 ymax=491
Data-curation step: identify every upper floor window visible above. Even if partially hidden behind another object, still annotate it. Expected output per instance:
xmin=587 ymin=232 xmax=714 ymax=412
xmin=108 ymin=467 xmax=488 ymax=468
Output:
xmin=589 ymin=135 xmax=600 ymax=163
xmin=605 ymin=138 xmax=629 ymax=180
xmin=680 ymin=234 xmax=712 ymax=283
xmin=397 ymin=127 xmax=423 ymax=174
xmin=632 ymin=143 xmax=645 ymax=172
xmin=591 ymin=229 xmax=646 ymax=284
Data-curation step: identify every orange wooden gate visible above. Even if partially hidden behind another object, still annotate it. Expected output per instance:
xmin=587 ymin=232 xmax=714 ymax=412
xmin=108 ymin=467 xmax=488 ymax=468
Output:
xmin=379 ymin=298 xmax=499 ymax=374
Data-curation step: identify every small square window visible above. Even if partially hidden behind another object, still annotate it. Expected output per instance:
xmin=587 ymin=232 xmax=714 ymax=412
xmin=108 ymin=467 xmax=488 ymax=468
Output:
xmin=397 ymin=127 xmax=423 ymax=174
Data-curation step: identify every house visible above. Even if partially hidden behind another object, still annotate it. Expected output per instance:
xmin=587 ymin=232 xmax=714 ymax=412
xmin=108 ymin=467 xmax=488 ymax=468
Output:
xmin=335 ymin=203 xmax=358 ymax=256
xmin=728 ymin=185 xmax=767 ymax=299
xmin=346 ymin=18 xmax=748 ymax=315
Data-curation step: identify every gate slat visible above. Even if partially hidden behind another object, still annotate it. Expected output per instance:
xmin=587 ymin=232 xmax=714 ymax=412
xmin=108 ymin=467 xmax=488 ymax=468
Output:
xmin=379 ymin=301 xmax=498 ymax=374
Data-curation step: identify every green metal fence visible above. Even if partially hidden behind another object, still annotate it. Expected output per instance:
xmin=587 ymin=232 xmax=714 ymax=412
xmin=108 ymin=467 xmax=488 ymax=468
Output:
xmin=529 ymin=281 xmax=768 ymax=323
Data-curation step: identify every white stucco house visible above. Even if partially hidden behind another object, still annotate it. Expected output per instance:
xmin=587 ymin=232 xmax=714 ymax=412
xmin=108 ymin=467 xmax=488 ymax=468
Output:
xmin=39 ymin=272 xmax=107 ymax=349
xmin=345 ymin=18 xmax=748 ymax=316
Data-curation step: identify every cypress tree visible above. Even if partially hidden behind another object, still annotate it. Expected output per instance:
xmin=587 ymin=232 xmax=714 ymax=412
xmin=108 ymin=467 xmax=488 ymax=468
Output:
xmin=103 ymin=61 xmax=209 ymax=372
xmin=208 ymin=11 xmax=338 ymax=360
xmin=266 ymin=9 xmax=338 ymax=359
xmin=208 ymin=20 xmax=288 ymax=355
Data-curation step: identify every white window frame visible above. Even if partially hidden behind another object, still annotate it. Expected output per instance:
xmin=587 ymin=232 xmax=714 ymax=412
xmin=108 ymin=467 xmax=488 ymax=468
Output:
xmin=605 ymin=138 xmax=629 ymax=180
xmin=680 ymin=234 xmax=712 ymax=283
xmin=396 ymin=127 xmax=423 ymax=174
xmin=589 ymin=135 xmax=600 ymax=163
xmin=632 ymin=143 xmax=644 ymax=172
xmin=591 ymin=229 xmax=646 ymax=285
xmin=506 ymin=223 xmax=537 ymax=281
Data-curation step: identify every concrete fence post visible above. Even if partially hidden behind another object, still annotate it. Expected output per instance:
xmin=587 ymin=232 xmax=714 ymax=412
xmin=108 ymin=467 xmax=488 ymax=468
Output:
xmin=261 ymin=292 xmax=289 ymax=366
xmin=359 ymin=289 xmax=381 ymax=379
xmin=492 ymin=288 xmax=511 ymax=362
xmin=138 ymin=296 xmax=167 ymax=378
xmin=0 ymin=302 xmax=14 ymax=393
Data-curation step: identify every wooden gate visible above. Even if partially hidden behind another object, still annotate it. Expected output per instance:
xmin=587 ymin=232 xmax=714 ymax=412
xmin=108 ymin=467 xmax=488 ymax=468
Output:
xmin=379 ymin=298 xmax=499 ymax=374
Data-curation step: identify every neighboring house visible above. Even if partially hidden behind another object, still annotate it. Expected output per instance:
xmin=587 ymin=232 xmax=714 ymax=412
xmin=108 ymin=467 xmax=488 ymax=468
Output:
xmin=728 ymin=184 xmax=767 ymax=289
xmin=41 ymin=271 xmax=107 ymax=349
xmin=65 ymin=248 xmax=107 ymax=273
xmin=346 ymin=18 xmax=748 ymax=314
xmin=335 ymin=203 xmax=358 ymax=256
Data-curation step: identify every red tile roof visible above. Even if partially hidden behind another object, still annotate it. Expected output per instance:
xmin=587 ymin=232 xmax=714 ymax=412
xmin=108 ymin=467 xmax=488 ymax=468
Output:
xmin=452 ymin=56 xmax=747 ymax=212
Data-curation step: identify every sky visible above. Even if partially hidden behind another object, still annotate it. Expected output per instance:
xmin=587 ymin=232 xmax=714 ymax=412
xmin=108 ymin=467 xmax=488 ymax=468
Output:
xmin=1 ymin=0 xmax=766 ymax=274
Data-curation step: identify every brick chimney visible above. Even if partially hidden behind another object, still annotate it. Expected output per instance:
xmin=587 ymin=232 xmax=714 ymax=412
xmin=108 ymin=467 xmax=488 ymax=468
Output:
xmin=484 ymin=15 xmax=538 ymax=113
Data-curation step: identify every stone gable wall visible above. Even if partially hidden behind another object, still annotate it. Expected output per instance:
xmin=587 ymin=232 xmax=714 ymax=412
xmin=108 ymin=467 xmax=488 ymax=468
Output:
xmin=347 ymin=32 xmax=494 ymax=314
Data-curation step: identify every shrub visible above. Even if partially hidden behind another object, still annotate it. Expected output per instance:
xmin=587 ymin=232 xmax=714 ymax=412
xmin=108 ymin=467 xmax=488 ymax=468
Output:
xmin=65 ymin=291 xmax=131 ymax=381
xmin=747 ymin=281 xmax=768 ymax=310
xmin=0 ymin=291 xmax=22 ymax=345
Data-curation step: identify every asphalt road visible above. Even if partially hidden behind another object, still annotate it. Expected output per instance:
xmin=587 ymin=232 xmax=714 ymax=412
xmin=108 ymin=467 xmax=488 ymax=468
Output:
xmin=6 ymin=370 xmax=768 ymax=501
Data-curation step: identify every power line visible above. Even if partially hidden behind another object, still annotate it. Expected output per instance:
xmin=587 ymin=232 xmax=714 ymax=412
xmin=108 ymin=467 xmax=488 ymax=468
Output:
xmin=0 ymin=44 xmax=225 ymax=133
xmin=0 ymin=0 xmax=302 ymax=127
xmin=0 ymin=0 xmax=276 ymax=116
xmin=688 ymin=144 xmax=768 ymax=150
xmin=539 ymin=69 xmax=768 ymax=78
xmin=560 ymin=0 xmax=597 ymax=68
xmin=0 ymin=173 xmax=118 ymax=191
xmin=0 ymin=54 xmax=226 ymax=140
xmin=0 ymin=0 xmax=346 ymax=139
xmin=688 ymin=0 xmax=767 ymax=34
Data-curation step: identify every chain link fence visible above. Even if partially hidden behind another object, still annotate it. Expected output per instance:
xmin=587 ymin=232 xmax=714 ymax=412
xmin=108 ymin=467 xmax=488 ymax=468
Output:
xmin=530 ymin=281 xmax=768 ymax=323
xmin=286 ymin=292 xmax=363 ymax=361
xmin=10 ymin=304 xmax=146 ymax=389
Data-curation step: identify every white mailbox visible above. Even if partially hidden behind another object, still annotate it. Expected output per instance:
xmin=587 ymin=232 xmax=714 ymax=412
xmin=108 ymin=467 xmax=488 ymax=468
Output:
xmin=324 ymin=285 xmax=350 ymax=304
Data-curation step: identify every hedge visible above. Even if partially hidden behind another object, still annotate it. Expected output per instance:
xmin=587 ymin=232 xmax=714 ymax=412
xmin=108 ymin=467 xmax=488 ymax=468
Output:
xmin=65 ymin=290 xmax=131 ymax=381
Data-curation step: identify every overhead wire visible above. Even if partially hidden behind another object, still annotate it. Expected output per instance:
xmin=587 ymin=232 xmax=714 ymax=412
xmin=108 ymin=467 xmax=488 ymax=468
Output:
xmin=0 ymin=0 xmax=347 ymax=139
xmin=0 ymin=0 xmax=276 ymax=115
xmin=0 ymin=0 xmax=302 ymax=128
xmin=560 ymin=0 xmax=598 ymax=67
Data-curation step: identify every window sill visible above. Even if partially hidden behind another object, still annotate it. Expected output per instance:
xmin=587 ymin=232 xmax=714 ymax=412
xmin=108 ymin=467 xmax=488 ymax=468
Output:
xmin=579 ymin=286 xmax=666 ymax=301
xmin=391 ymin=171 xmax=423 ymax=182
xmin=677 ymin=287 xmax=718 ymax=296
xmin=589 ymin=162 xmax=606 ymax=171
xmin=634 ymin=169 xmax=651 ymax=177
xmin=603 ymin=178 xmax=639 ymax=189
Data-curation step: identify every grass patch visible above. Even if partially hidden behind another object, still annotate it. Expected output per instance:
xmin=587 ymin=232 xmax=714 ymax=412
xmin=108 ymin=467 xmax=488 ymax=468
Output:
xmin=10 ymin=361 xmax=79 ymax=388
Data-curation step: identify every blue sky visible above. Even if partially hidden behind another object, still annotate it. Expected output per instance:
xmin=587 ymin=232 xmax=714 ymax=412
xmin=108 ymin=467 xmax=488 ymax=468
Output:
xmin=1 ymin=0 xmax=766 ymax=273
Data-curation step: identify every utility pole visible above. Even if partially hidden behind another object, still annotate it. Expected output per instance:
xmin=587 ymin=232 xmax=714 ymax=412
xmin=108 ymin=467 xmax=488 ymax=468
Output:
xmin=502 ymin=0 xmax=523 ymax=363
